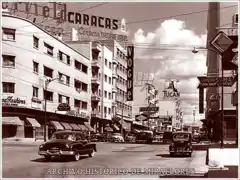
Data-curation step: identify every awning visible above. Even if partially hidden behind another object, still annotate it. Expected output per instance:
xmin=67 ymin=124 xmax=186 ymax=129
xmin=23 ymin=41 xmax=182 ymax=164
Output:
xmin=50 ymin=121 xmax=64 ymax=130
xmin=84 ymin=122 xmax=95 ymax=132
xmin=60 ymin=122 xmax=73 ymax=130
xmin=2 ymin=116 xmax=23 ymax=126
xmin=77 ymin=124 xmax=89 ymax=131
xmin=104 ymin=127 xmax=113 ymax=132
xmin=26 ymin=118 xmax=41 ymax=128
xmin=112 ymin=124 xmax=120 ymax=131
xmin=69 ymin=123 xmax=81 ymax=130
xmin=133 ymin=129 xmax=141 ymax=133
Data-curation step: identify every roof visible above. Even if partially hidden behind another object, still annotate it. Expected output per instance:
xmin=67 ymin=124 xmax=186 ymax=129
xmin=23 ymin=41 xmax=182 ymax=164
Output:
xmin=2 ymin=14 xmax=89 ymax=60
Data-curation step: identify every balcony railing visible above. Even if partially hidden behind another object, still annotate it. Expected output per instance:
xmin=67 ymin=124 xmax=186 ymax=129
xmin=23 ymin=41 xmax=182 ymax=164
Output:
xmin=91 ymin=93 xmax=100 ymax=101
xmin=91 ymin=76 xmax=100 ymax=85
xmin=91 ymin=111 xmax=101 ymax=118
xmin=92 ymin=60 xmax=101 ymax=68
xmin=92 ymin=42 xmax=101 ymax=52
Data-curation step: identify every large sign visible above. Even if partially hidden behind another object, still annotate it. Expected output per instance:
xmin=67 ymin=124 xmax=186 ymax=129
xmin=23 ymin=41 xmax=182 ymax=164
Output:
xmin=31 ymin=98 xmax=42 ymax=109
xmin=222 ymin=35 xmax=238 ymax=63
xmin=139 ymin=106 xmax=159 ymax=112
xmin=127 ymin=46 xmax=134 ymax=101
xmin=199 ymin=87 xmax=204 ymax=114
xmin=2 ymin=2 xmax=121 ymax=30
xmin=57 ymin=103 xmax=71 ymax=111
xmin=163 ymin=81 xmax=180 ymax=98
xmin=2 ymin=95 xmax=26 ymax=107
xmin=197 ymin=76 xmax=234 ymax=88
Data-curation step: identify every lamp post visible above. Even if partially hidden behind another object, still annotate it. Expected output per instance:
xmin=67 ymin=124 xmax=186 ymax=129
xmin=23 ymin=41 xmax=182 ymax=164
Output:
xmin=192 ymin=47 xmax=224 ymax=148
xmin=44 ymin=77 xmax=59 ymax=142
xmin=193 ymin=107 xmax=196 ymax=125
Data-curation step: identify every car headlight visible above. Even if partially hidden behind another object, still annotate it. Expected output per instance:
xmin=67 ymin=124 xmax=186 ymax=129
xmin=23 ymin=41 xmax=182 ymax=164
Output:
xmin=39 ymin=144 xmax=44 ymax=149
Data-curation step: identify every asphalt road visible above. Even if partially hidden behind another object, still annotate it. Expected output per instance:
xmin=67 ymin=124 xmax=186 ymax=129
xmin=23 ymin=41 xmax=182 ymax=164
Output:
xmin=2 ymin=142 xmax=208 ymax=178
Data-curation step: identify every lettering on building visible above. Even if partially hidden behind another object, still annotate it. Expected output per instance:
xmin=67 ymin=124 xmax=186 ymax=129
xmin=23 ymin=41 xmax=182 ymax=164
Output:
xmin=127 ymin=46 xmax=134 ymax=101
xmin=2 ymin=96 xmax=26 ymax=106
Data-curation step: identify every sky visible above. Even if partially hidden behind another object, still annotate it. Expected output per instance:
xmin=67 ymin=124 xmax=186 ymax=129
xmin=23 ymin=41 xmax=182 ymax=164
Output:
xmin=4 ymin=1 xmax=238 ymax=125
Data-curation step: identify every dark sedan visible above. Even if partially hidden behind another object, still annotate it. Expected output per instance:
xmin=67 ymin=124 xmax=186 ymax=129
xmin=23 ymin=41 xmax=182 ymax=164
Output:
xmin=38 ymin=130 xmax=97 ymax=161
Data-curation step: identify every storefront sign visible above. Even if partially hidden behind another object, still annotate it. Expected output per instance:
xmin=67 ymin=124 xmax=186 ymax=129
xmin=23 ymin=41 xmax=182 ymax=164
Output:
xmin=2 ymin=2 xmax=120 ymax=30
xmin=31 ymin=98 xmax=42 ymax=109
xmin=57 ymin=103 xmax=71 ymax=111
xmin=127 ymin=46 xmax=134 ymax=101
xmin=2 ymin=95 xmax=26 ymax=107
xmin=78 ymin=27 xmax=128 ymax=41
xmin=139 ymin=106 xmax=159 ymax=112
xmin=66 ymin=110 xmax=89 ymax=119
xmin=199 ymin=87 xmax=204 ymax=114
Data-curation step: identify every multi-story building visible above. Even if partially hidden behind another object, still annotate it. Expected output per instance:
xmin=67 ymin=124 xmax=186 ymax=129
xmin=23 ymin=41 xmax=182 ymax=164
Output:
xmin=2 ymin=13 xmax=94 ymax=140
xmin=99 ymin=40 xmax=133 ymax=134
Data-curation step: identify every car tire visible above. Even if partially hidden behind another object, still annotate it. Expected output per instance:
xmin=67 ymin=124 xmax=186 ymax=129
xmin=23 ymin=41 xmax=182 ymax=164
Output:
xmin=170 ymin=153 xmax=174 ymax=157
xmin=73 ymin=152 xmax=80 ymax=161
xmin=188 ymin=153 xmax=192 ymax=157
xmin=44 ymin=155 xmax=51 ymax=161
xmin=89 ymin=149 xmax=95 ymax=157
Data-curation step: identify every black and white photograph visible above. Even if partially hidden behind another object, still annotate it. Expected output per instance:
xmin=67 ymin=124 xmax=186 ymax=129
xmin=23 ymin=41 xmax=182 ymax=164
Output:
xmin=1 ymin=1 xmax=239 ymax=178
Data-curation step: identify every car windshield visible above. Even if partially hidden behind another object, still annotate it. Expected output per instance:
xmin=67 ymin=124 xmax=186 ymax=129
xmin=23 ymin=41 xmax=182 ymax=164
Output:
xmin=51 ymin=133 xmax=76 ymax=141
xmin=173 ymin=134 xmax=189 ymax=140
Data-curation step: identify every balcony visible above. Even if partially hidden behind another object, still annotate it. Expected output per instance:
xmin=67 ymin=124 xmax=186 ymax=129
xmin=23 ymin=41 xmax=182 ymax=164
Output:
xmin=112 ymin=57 xmax=118 ymax=64
xmin=92 ymin=42 xmax=101 ymax=52
xmin=92 ymin=60 xmax=101 ymax=69
xmin=91 ymin=93 xmax=100 ymax=102
xmin=91 ymin=76 xmax=100 ymax=85
xmin=112 ymin=70 xmax=118 ymax=79
xmin=112 ymin=86 xmax=118 ymax=93
xmin=112 ymin=102 xmax=117 ymax=107
xmin=91 ymin=111 xmax=101 ymax=118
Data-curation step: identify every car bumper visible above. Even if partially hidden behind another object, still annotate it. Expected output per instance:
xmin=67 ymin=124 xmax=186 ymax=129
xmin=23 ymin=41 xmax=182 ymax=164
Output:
xmin=169 ymin=150 xmax=192 ymax=153
xmin=38 ymin=150 xmax=75 ymax=156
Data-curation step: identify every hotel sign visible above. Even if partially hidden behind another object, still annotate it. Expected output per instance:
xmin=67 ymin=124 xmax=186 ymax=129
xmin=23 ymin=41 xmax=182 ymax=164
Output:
xmin=127 ymin=46 xmax=134 ymax=101
xmin=2 ymin=95 xmax=26 ymax=107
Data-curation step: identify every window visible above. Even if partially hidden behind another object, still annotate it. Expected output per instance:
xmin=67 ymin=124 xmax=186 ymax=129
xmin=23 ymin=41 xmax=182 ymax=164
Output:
xmin=108 ymin=107 xmax=111 ymax=114
xmin=105 ymin=59 xmax=108 ymax=66
xmin=32 ymin=86 xmax=38 ymax=98
xmin=109 ymin=77 xmax=111 ymax=84
xmin=104 ymin=75 xmax=107 ymax=82
xmin=43 ymin=90 xmax=53 ymax=101
xmin=74 ymin=79 xmax=81 ymax=92
xmin=44 ymin=66 xmax=53 ymax=78
xmin=33 ymin=36 xmax=39 ymax=49
xmin=74 ymin=99 xmax=81 ymax=108
xmin=58 ymin=50 xmax=70 ymax=65
xmin=44 ymin=42 xmax=54 ymax=56
xmin=58 ymin=72 xmax=70 ymax=85
xmin=58 ymin=94 xmax=70 ymax=104
xmin=109 ymin=62 xmax=112 ymax=69
xmin=108 ymin=92 xmax=111 ymax=99
xmin=75 ymin=60 xmax=81 ymax=70
xmin=104 ymin=91 xmax=107 ymax=98
xmin=2 ymin=28 xmax=15 ymax=41
xmin=2 ymin=82 xmax=14 ymax=93
xmin=82 ymin=101 xmax=87 ymax=109
xmin=82 ymin=82 xmax=88 ymax=92
xmin=82 ymin=64 xmax=88 ymax=74
xmin=33 ymin=61 xmax=39 ymax=73
xmin=104 ymin=107 xmax=107 ymax=114
xmin=2 ymin=55 xmax=15 ymax=67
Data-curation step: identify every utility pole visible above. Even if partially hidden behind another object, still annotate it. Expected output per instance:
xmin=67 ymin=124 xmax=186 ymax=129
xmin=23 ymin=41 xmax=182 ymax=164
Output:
xmin=121 ymin=99 xmax=124 ymax=137
xmin=100 ymin=43 xmax=104 ymax=134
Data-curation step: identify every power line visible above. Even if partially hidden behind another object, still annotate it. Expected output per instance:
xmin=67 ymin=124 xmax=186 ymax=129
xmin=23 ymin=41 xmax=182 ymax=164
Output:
xmin=126 ymin=5 xmax=238 ymax=25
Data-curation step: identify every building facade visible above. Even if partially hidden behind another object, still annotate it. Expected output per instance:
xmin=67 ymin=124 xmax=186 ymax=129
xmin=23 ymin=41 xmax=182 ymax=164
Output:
xmin=2 ymin=13 xmax=94 ymax=140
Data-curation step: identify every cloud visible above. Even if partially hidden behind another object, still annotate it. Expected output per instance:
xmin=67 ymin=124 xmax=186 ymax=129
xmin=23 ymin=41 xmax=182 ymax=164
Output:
xmin=133 ymin=19 xmax=207 ymax=124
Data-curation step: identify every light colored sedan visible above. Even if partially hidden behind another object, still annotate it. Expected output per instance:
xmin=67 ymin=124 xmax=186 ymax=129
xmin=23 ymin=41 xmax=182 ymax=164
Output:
xmin=111 ymin=133 xmax=124 ymax=143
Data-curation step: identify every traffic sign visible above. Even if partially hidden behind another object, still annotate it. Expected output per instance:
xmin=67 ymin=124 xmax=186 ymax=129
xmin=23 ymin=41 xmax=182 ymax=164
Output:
xmin=197 ymin=76 xmax=234 ymax=88
xmin=210 ymin=31 xmax=234 ymax=55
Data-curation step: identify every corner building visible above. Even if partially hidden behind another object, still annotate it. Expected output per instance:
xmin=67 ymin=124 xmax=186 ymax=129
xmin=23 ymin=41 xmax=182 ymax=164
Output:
xmin=2 ymin=13 xmax=94 ymax=140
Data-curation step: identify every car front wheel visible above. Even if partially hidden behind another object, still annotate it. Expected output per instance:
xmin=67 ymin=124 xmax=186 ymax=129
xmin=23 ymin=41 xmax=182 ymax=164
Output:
xmin=73 ymin=152 xmax=80 ymax=161
xmin=44 ymin=155 xmax=51 ymax=161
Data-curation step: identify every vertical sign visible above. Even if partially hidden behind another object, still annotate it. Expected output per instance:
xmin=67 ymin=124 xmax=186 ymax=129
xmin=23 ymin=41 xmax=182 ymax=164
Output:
xmin=199 ymin=87 xmax=204 ymax=114
xmin=127 ymin=46 xmax=134 ymax=101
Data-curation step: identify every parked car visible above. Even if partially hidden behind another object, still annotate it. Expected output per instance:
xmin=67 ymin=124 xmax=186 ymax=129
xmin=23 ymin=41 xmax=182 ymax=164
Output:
xmin=192 ymin=130 xmax=201 ymax=143
xmin=38 ymin=131 xmax=97 ymax=161
xmin=136 ymin=130 xmax=154 ymax=144
xmin=111 ymin=133 xmax=124 ymax=143
xmin=153 ymin=132 xmax=163 ymax=142
xmin=125 ymin=133 xmax=136 ymax=142
xmin=169 ymin=132 xmax=193 ymax=157
xmin=162 ymin=131 xmax=173 ymax=143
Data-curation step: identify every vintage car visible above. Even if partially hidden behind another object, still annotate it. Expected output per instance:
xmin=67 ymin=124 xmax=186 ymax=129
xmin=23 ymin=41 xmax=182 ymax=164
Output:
xmin=169 ymin=132 xmax=193 ymax=157
xmin=136 ymin=130 xmax=154 ymax=144
xmin=38 ymin=131 xmax=97 ymax=161
xmin=111 ymin=133 xmax=124 ymax=143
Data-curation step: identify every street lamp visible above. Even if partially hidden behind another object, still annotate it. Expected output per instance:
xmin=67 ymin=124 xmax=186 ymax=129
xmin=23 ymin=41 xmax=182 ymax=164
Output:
xmin=193 ymin=107 xmax=196 ymax=125
xmin=44 ymin=77 xmax=59 ymax=142
xmin=192 ymin=46 xmax=224 ymax=148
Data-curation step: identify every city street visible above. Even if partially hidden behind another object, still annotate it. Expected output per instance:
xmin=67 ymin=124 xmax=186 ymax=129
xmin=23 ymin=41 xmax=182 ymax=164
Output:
xmin=3 ymin=142 xmax=208 ymax=178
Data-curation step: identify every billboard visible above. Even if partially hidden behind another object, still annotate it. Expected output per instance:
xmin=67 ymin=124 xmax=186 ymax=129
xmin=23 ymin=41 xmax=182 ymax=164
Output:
xmin=127 ymin=46 xmax=134 ymax=101
xmin=163 ymin=81 xmax=180 ymax=99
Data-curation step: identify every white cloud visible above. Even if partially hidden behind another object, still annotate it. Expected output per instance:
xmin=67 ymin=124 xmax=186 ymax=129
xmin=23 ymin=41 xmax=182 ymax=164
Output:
xmin=133 ymin=19 xmax=207 ymax=124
